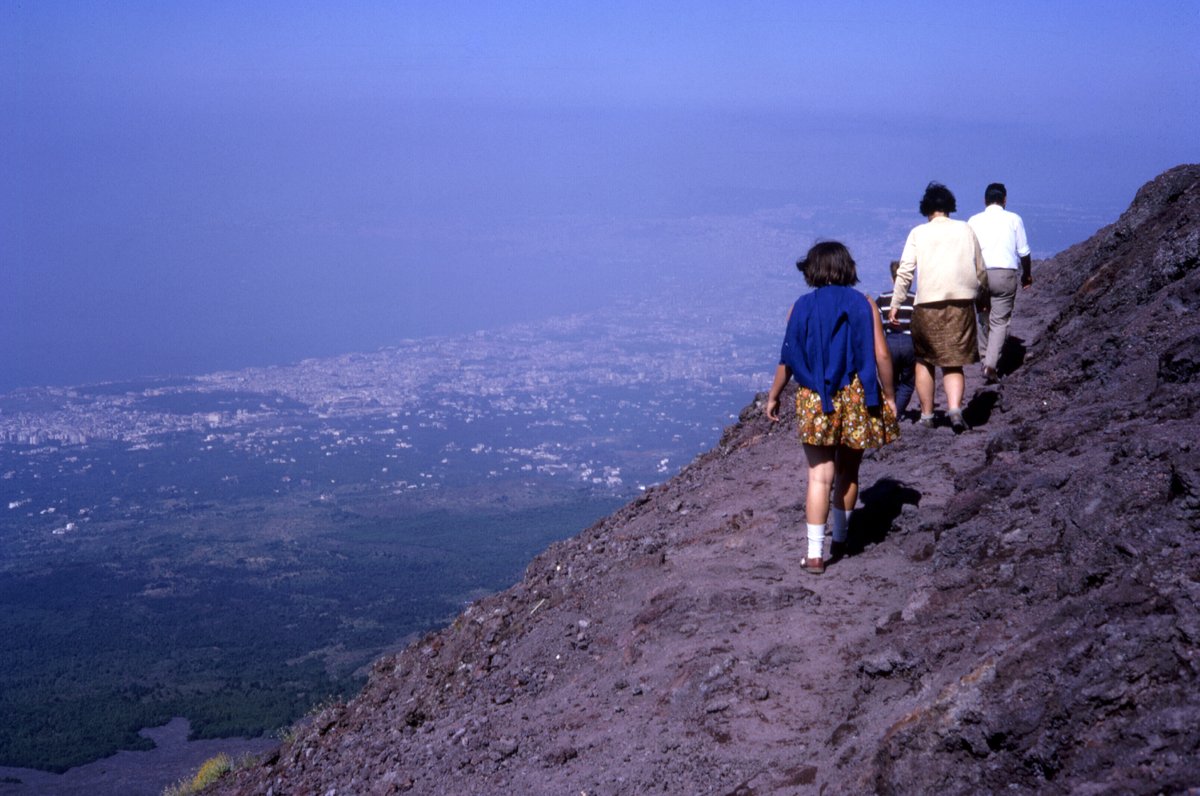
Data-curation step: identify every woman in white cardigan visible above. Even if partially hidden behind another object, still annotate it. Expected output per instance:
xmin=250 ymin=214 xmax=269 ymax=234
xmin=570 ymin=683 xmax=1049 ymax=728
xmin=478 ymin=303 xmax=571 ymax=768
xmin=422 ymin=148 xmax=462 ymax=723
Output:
xmin=888 ymin=182 xmax=989 ymax=432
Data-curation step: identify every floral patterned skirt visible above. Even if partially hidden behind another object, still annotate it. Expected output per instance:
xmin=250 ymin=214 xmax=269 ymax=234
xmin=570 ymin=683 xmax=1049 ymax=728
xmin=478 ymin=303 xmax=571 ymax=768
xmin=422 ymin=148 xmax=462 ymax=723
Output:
xmin=796 ymin=376 xmax=900 ymax=449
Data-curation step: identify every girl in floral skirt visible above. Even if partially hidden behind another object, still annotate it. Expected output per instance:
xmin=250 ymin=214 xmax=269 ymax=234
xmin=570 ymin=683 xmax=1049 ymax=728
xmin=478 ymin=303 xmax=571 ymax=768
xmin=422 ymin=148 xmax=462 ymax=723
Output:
xmin=766 ymin=241 xmax=900 ymax=574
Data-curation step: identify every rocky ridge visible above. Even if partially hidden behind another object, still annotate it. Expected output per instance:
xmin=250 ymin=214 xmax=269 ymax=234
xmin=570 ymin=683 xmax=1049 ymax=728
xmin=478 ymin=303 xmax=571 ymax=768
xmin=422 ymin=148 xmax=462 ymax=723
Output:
xmin=211 ymin=164 xmax=1200 ymax=795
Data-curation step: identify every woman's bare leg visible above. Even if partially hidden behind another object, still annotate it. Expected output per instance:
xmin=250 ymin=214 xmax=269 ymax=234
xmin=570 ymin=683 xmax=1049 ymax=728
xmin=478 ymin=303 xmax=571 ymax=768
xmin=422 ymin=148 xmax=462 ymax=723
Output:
xmin=943 ymin=367 xmax=965 ymax=411
xmin=915 ymin=360 xmax=936 ymax=416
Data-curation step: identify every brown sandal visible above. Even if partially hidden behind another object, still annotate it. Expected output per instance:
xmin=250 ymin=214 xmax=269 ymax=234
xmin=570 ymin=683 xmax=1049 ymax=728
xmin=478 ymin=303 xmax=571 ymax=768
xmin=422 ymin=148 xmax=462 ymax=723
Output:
xmin=804 ymin=557 xmax=826 ymax=575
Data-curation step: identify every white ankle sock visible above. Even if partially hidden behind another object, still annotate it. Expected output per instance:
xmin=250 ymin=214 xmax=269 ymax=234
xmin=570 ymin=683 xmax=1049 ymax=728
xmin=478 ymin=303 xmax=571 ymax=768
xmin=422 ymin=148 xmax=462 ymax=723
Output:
xmin=806 ymin=523 xmax=825 ymax=560
xmin=830 ymin=508 xmax=851 ymax=543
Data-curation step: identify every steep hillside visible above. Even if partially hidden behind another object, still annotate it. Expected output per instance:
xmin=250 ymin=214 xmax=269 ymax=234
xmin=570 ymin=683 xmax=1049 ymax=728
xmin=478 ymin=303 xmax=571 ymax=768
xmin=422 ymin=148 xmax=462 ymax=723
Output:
xmin=211 ymin=164 xmax=1200 ymax=796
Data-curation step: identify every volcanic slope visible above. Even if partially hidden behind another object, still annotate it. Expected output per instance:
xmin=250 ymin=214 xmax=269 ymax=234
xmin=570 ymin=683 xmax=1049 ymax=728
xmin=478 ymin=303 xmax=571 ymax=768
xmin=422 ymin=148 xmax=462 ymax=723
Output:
xmin=211 ymin=164 xmax=1200 ymax=796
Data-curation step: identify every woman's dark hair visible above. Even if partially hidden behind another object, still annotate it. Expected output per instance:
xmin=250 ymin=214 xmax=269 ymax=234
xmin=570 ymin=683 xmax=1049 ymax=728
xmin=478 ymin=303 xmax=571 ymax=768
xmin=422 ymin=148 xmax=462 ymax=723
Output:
xmin=796 ymin=240 xmax=859 ymax=287
xmin=918 ymin=181 xmax=957 ymax=216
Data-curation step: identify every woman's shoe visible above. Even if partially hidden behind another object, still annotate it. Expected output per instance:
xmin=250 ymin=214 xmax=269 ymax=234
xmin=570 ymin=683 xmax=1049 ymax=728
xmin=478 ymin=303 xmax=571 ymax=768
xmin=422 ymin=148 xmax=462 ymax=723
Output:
xmin=949 ymin=410 xmax=968 ymax=433
xmin=804 ymin=557 xmax=826 ymax=575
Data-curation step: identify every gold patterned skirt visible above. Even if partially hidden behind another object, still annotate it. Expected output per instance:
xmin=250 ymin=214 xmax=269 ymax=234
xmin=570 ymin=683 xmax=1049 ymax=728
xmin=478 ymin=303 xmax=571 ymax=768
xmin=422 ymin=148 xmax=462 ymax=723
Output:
xmin=911 ymin=299 xmax=979 ymax=366
xmin=795 ymin=375 xmax=900 ymax=449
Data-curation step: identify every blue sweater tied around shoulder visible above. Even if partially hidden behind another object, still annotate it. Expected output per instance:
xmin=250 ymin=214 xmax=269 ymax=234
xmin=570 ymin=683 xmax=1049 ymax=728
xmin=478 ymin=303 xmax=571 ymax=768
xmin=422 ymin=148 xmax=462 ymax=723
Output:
xmin=779 ymin=285 xmax=880 ymax=414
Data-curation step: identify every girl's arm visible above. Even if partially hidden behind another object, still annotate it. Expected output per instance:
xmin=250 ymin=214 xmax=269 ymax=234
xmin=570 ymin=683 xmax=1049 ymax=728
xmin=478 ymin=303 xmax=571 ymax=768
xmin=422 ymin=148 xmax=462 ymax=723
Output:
xmin=866 ymin=296 xmax=897 ymax=415
xmin=766 ymin=363 xmax=791 ymax=422
xmin=767 ymin=305 xmax=795 ymax=422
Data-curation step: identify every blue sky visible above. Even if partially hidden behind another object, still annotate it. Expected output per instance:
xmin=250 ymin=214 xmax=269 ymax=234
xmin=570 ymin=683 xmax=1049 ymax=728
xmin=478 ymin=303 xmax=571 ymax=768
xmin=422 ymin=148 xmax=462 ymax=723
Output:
xmin=3 ymin=1 xmax=1198 ymax=391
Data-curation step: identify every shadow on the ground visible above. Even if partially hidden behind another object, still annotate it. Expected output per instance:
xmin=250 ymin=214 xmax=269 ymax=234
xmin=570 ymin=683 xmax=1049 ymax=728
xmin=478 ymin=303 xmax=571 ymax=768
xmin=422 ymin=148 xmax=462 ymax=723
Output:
xmin=964 ymin=390 xmax=1000 ymax=428
xmin=849 ymin=477 xmax=921 ymax=554
xmin=998 ymin=335 xmax=1027 ymax=376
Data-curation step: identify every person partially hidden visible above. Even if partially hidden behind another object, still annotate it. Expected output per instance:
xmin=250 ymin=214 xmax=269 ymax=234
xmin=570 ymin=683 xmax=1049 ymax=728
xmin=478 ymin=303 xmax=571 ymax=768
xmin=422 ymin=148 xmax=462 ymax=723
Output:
xmin=876 ymin=260 xmax=916 ymax=417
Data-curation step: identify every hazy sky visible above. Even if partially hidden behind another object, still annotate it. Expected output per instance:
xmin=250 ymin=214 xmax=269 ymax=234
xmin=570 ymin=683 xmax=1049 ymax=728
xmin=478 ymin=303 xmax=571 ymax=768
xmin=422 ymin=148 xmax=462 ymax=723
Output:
xmin=4 ymin=1 xmax=1198 ymax=391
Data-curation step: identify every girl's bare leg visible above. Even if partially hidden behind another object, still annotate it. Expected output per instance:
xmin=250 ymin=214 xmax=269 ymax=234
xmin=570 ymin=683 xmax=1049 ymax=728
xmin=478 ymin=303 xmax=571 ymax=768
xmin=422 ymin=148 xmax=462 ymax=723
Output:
xmin=803 ymin=444 xmax=836 ymax=565
xmin=829 ymin=446 xmax=863 ymax=557
xmin=803 ymin=444 xmax=835 ymax=524
xmin=833 ymin=446 xmax=863 ymax=510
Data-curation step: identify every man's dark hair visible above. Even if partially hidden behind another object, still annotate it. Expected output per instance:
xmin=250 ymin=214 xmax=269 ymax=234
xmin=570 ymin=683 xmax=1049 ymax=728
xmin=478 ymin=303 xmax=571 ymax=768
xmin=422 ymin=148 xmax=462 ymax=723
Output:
xmin=918 ymin=182 xmax=957 ymax=216
xmin=797 ymin=241 xmax=859 ymax=288
xmin=984 ymin=182 xmax=1007 ymax=206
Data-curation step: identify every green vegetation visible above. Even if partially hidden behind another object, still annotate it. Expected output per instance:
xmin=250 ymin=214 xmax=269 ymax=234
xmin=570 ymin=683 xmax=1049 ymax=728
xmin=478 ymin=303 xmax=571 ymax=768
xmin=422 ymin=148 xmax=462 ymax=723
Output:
xmin=0 ymin=487 xmax=621 ymax=772
xmin=163 ymin=752 xmax=237 ymax=796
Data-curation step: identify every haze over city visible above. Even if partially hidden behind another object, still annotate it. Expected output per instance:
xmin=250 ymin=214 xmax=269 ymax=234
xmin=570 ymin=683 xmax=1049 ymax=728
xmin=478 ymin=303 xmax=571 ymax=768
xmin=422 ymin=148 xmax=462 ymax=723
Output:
xmin=5 ymin=1 xmax=1198 ymax=392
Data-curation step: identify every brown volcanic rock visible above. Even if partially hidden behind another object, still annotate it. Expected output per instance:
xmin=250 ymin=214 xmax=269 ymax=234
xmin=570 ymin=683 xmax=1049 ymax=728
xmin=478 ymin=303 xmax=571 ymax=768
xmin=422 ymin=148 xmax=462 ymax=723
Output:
xmin=860 ymin=164 xmax=1200 ymax=795
xmin=210 ymin=165 xmax=1200 ymax=796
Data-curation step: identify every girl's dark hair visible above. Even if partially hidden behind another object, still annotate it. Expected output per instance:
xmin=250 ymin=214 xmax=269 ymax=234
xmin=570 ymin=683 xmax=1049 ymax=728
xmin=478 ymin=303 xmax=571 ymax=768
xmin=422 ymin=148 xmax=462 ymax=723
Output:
xmin=796 ymin=240 xmax=859 ymax=287
xmin=918 ymin=181 xmax=957 ymax=216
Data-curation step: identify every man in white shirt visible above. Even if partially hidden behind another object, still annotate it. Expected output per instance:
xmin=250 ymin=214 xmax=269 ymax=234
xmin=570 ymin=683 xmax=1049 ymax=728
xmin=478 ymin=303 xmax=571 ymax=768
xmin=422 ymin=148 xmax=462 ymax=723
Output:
xmin=968 ymin=183 xmax=1032 ymax=382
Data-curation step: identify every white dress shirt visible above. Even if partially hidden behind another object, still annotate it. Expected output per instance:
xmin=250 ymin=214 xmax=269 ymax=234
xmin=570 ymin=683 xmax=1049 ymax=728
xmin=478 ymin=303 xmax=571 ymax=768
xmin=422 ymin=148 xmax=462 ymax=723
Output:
xmin=968 ymin=204 xmax=1031 ymax=270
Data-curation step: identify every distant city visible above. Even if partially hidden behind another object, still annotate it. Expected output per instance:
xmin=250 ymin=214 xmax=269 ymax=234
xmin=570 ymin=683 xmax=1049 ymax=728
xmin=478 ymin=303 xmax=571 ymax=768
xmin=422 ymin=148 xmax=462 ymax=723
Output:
xmin=1 ymin=292 xmax=779 ymax=519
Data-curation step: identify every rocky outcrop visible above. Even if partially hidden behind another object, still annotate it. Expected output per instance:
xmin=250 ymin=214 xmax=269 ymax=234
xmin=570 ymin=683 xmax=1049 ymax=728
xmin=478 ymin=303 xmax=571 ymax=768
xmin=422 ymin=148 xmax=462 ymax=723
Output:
xmin=860 ymin=163 xmax=1200 ymax=795
xmin=210 ymin=164 xmax=1200 ymax=795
